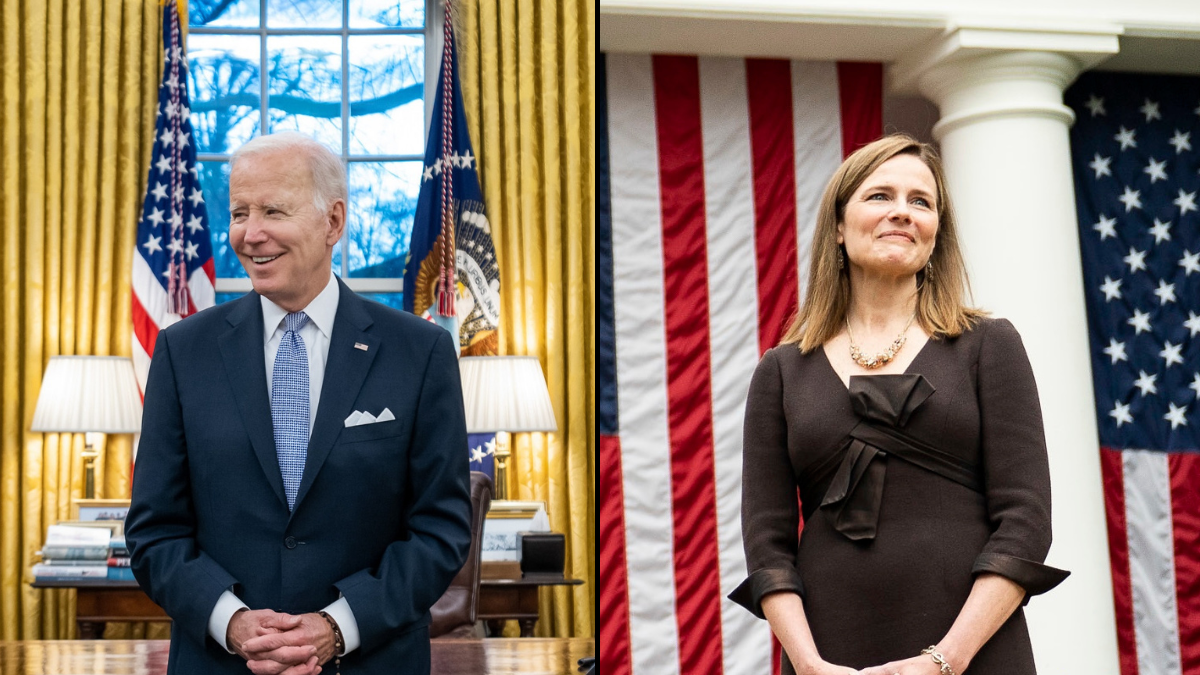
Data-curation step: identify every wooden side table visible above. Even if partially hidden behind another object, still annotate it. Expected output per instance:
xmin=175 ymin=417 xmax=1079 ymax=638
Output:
xmin=31 ymin=579 xmax=168 ymax=638
xmin=478 ymin=576 xmax=584 ymax=637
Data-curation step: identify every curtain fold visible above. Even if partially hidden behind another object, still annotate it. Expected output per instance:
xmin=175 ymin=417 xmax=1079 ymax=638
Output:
xmin=0 ymin=0 xmax=161 ymax=639
xmin=457 ymin=0 xmax=596 ymax=639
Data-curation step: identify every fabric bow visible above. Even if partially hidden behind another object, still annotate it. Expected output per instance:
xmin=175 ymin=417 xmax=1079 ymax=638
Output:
xmin=821 ymin=374 xmax=937 ymax=541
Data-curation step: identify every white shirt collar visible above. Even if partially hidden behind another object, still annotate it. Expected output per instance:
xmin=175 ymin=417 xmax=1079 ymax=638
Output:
xmin=260 ymin=272 xmax=340 ymax=343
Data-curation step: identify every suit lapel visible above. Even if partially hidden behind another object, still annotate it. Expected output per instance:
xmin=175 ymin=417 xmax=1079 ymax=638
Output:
xmin=292 ymin=280 xmax=379 ymax=512
xmin=218 ymin=292 xmax=289 ymax=510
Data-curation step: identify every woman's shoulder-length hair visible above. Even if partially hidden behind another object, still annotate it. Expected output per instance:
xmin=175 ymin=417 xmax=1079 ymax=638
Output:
xmin=780 ymin=133 xmax=987 ymax=353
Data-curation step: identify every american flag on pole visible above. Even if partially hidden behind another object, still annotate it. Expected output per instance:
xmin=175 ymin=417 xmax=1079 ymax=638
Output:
xmin=131 ymin=0 xmax=214 ymax=398
xmin=1067 ymin=71 xmax=1200 ymax=675
xmin=402 ymin=0 xmax=500 ymax=477
xmin=598 ymin=52 xmax=881 ymax=675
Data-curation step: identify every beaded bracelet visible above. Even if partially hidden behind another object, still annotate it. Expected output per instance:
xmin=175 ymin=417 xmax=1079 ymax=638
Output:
xmin=921 ymin=646 xmax=956 ymax=675
xmin=318 ymin=611 xmax=344 ymax=675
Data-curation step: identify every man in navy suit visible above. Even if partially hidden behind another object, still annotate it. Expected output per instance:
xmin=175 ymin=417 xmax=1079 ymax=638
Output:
xmin=127 ymin=132 xmax=471 ymax=675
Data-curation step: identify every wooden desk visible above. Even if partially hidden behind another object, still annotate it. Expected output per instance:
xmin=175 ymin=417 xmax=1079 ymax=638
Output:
xmin=31 ymin=580 xmax=167 ymax=639
xmin=33 ymin=578 xmax=586 ymax=640
xmin=479 ymin=577 xmax=585 ymax=637
xmin=0 ymin=638 xmax=595 ymax=674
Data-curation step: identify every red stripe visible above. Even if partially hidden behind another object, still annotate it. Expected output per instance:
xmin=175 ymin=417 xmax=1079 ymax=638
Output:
xmin=746 ymin=59 xmax=800 ymax=354
xmin=835 ymin=62 xmax=883 ymax=158
xmin=598 ymin=434 xmax=633 ymax=675
xmin=131 ymin=291 xmax=160 ymax=358
xmin=1101 ymin=447 xmax=1138 ymax=675
xmin=203 ymin=257 xmax=215 ymax=284
xmin=771 ymin=636 xmax=781 ymax=675
xmin=652 ymin=53 xmax=724 ymax=675
xmin=1170 ymin=453 xmax=1200 ymax=673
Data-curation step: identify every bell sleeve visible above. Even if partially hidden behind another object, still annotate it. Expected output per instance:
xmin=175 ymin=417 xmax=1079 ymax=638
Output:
xmin=972 ymin=318 xmax=1070 ymax=599
xmin=728 ymin=348 xmax=806 ymax=619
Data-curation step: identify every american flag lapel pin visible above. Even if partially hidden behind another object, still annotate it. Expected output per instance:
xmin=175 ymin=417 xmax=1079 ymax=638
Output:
xmin=354 ymin=342 xmax=369 ymax=351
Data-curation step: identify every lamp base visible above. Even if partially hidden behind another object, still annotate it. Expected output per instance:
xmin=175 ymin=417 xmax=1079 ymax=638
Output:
xmin=82 ymin=440 xmax=100 ymax=500
xmin=493 ymin=431 xmax=511 ymax=500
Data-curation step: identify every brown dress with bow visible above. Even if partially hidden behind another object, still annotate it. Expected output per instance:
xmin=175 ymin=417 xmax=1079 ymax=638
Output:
xmin=730 ymin=318 xmax=1068 ymax=674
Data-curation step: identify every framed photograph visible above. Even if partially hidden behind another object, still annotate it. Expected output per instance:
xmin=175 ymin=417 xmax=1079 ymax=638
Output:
xmin=482 ymin=500 xmax=546 ymax=561
xmin=72 ymin=498 xmax=130 ymax=524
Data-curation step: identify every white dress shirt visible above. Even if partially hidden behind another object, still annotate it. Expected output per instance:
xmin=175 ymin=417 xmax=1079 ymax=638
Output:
xmin=208 ymin=272 xmax=362 ymax=654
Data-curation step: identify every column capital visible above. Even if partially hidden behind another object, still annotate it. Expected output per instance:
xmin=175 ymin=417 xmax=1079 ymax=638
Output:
xmin=922 ymin=51 xmax=1086 ymax=140
xmin=890 ymin=25 xmax=1121 ymax=128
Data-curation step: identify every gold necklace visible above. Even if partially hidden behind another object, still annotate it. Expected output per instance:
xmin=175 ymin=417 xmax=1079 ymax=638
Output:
xmin=845 ymin=313 xmax=916 ymax=369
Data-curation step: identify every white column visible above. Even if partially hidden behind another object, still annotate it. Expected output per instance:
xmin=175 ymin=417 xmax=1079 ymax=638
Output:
xmin=913 ymin=50 xmax=1119 ymax=674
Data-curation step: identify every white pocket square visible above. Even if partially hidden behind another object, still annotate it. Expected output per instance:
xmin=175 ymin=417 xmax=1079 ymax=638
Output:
xmin=344 ymin=407 xmax=395 ymax=427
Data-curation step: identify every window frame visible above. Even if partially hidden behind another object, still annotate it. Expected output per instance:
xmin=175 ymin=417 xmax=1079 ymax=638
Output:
xmin=188 ymin=0 xmax=444 ymax=295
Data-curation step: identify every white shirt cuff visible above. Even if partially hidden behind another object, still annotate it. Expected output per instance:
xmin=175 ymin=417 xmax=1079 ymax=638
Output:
xmin=321 ymin=596 xmax=361 ymax=655
xmin=208 ymin=590 xmax=249 ymax=654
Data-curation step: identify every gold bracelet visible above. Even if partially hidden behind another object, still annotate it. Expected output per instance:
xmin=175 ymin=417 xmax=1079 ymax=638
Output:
xmin=317 ymin=611 xmax=344 ymax=675
xmin=921 ymin=646 xmax=956 ymax=675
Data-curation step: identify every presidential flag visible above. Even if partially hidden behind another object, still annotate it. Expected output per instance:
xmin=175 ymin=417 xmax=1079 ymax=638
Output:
xmin=403 ymin=0 xmax=499 ymax=360
xmin=131 ymin=0 xmax=214 ymax=398
xmin=1067 ymin=71 xmax=1200 ymax=675
xmin=598 ymin=52 xmax=881 ymax=675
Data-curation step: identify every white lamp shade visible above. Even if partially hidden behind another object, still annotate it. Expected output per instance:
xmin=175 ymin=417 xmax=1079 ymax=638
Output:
xmin=459 ymin=356 xmax=557 ymax=433
xmin=31 ymin=356 xmax=143 ymax=433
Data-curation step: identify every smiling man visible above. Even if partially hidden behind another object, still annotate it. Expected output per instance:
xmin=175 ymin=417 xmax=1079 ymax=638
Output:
xmin=126 ymin=132 xmax=471 ymax=675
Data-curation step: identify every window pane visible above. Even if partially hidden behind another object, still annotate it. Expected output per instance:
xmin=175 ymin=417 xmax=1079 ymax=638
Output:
xmin=349 ymin=0 xmax=423 ymax=28
xmin=189 ymin=36 xmax=261 ymax=154
xmin=267 ymin=36 xmax=342 ymax=152
xmin=197 ymin=161 xmax=246 ymax=279
xmin=348 ymin=36 xmax=424 ymax=156
xmin=333 ymin=236 xmax=345 ymax=276
xmin=267 ymin=0 xmax=343 ymax=28
xmin=357 ymin=293 xmax=406 ymax=311
xmin=216 ymin=292 xmax=249 ymax=305
xmin=345 ymin=161 xmax=421 ymax=278
xmin=189 ymin=0 xmax=260 ymax=27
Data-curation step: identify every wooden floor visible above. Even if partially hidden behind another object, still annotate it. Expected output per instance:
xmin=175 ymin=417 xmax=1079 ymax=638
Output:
xmin=0 ymin=638 xmax=595 ymax=675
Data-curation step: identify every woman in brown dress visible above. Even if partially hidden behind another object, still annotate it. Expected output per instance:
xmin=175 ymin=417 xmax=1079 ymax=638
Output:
xmin=729 ymin=134 xmax=1068 ymax=675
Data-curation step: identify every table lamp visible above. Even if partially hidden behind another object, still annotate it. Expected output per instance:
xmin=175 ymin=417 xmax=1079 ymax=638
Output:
xmin=459 ymin=356 xmax=557 ymax=500
xmin=31 ymin=356 xmax=143 ymax=499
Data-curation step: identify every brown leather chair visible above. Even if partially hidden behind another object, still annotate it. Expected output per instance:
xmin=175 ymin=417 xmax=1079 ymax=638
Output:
xmin=430 ymin=471 xmax=493 ymax=638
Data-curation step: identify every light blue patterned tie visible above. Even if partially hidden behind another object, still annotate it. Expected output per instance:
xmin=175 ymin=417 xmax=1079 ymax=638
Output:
xmin=272 ymin=311 xmax=310 ymax=511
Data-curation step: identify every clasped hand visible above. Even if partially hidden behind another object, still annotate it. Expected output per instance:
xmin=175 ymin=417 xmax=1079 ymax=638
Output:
xmin=800 ymin=654 xmax=945 ymax=675
xmin=227 ymin=609 xmax=337 ymax=675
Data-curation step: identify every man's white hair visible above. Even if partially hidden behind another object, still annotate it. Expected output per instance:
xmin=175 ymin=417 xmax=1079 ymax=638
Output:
xmin=229 ymin=132 xmax=348 ymax=213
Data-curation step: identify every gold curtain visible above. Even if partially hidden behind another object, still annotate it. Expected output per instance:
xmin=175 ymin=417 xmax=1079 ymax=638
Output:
xmin=0 ymin=0 xmax=163 ymax=639
xmin=457 ymin=0 xmax=596 ymax=638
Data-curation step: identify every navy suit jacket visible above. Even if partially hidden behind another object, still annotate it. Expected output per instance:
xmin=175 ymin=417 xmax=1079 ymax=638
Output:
xmin=126 ymin=279 xmax=472 ymax=675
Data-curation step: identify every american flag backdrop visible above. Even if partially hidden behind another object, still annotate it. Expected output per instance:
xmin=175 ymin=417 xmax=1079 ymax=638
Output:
xmin=131 ymin=0 xmax=215 ymax=398
xmin=598 ymin=52 xmax=881 ymax=675
xmin=1067 ymin=71 xmax=1200 ymax=675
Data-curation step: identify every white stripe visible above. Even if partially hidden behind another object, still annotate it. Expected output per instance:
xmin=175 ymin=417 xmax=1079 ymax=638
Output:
xmin=1123 ymin=448 xmax=1182 ymax=675
xmin=132 ymin=249 xmax=184 ymax=332
xmin=189 ymin=266 xmax=215 ymax=311
xmin=131 ymin=332 xmax=151 ymax=395
xmin=790 ymin=61 xmax=843 ymax=301
xmin=698 ymin=56 xmax=773 ymax=675
xmin=607 ymin=53 xmax=682 ymax=675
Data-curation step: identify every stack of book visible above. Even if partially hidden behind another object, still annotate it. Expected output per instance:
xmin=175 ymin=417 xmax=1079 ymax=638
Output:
xmin=107 ymin=536 xmax=133 ymax=580
xmin=32 ymin=524 xmax=133 ymax=582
